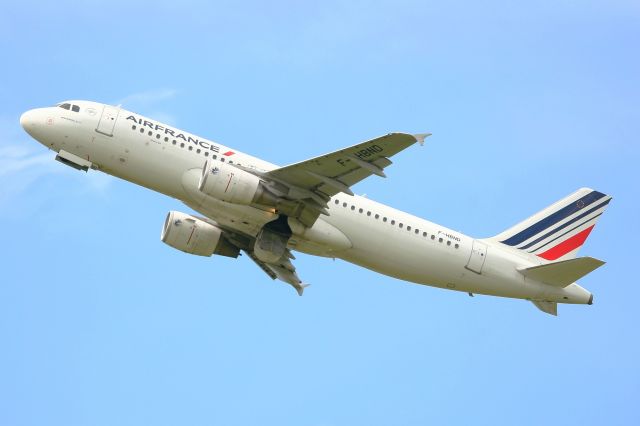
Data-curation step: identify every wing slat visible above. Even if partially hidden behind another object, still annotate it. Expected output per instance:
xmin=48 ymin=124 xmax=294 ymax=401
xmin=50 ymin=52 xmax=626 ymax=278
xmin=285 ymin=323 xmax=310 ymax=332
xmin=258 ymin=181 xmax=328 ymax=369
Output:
xmin=244 ymin=132 xmax=429 ymax=227
xmin=266 ymin=133 xmax=426 ymax=198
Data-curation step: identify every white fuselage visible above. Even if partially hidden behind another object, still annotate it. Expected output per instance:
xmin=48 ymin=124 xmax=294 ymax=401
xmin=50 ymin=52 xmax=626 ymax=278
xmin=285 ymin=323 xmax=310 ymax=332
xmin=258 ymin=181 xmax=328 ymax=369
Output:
xmin=20 ymin=100 xmax=593 ymax=305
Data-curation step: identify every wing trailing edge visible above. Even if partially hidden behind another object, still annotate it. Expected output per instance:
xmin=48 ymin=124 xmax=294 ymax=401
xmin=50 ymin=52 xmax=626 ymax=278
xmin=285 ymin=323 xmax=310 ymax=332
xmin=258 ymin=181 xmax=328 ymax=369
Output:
xmin=245 ymin=250 xmax=309 ymax=296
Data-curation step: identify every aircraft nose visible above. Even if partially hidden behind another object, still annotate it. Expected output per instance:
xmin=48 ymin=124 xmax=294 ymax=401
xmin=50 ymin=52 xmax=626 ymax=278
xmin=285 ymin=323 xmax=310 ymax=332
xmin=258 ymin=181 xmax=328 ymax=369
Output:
xmin=20 ymin=109 xmax=36 ymax=132
xmin=20 ymin=108 xmax=45 ymax=139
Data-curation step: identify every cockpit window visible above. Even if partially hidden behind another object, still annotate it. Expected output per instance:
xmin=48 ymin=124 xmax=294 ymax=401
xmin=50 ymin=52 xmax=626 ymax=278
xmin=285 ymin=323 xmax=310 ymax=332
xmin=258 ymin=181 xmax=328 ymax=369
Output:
xmin=71 ymin=105 xmax=80 ymax=112
xmin=59 ymin=103 xmax=71 ymax=110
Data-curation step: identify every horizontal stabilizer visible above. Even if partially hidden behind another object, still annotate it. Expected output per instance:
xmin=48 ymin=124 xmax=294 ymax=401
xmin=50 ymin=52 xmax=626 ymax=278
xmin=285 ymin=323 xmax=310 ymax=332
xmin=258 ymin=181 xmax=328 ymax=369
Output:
xmin=518 ymin=257 xmax=605 ymax=288
xmin=532 ymin=300 xmax=557 ymax=316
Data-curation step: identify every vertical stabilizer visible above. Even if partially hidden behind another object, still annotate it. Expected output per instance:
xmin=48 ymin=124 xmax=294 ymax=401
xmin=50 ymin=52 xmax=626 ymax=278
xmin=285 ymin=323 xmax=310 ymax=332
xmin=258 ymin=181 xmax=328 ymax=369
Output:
xmin=491 ymin=188 xmax=612 ymax=261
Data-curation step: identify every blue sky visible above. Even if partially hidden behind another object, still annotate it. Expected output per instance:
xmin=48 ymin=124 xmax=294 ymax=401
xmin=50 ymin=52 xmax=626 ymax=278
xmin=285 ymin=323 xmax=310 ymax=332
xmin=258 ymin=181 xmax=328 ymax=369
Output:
xmin=1 ymin=1 xmax=639 ymax=425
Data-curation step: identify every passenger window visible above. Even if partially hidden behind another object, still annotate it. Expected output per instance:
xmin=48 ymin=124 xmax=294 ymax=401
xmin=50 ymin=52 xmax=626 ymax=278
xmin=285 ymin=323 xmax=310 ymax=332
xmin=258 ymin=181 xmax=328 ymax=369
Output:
xmin=407 ymin=226 xmax=411 ymax=231
xmin=391 ymin=220 xmax=395 ymax=225
xmin=343 ymin=202 xmax=347 ymax=207
xmin=455 ymin=243 xmax=459 ymax=249
xmin=399 ymin=223 xmax=403 ymax=228
xmin=197 ymin=149 xmax=201 ymax=154
xmin=71 ymin=105 xmax=80 ymax=112
xmin=156 ymin=134 xmax=161 ymax=139
xmin=148 ymin=131 xmax=153 ymax=136
xmin=188 ymin=146 xmax=193 ymax=151
xmin=351 ymin=205 xmax=355 ymax=211
xmin=367 ymin=211 xmax=371 ymax=216
xmin=140 ymin=128 xmax=144 ymax=133
xmin=205 ymin=152 xmax=209 ymax=157
xmin=383 ymin=217 xmax=387 ymax=222
xmin=358 ymin=208 xmax=363 ymax=213
xmin=447 ymin=241 xmax=451 ymax=246
xmin=335 ymin=200 xmax=340 ymax=205
xmin=164 ymin=137 xmax=169 ymax=142
xmin=132 ymin=125 xmax=137 ymax=130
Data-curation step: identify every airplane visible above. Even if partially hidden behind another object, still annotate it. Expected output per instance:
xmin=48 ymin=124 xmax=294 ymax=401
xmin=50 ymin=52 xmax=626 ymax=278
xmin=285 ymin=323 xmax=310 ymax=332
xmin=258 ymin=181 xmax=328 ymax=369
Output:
xmin=19 ymin=100 xmax=612 ymax=315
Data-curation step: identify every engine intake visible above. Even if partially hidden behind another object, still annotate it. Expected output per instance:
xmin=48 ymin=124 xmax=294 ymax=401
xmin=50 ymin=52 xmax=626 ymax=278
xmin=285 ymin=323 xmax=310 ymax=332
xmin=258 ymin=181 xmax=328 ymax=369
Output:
xmin=161 ymin=211 xmax=239 ymax=258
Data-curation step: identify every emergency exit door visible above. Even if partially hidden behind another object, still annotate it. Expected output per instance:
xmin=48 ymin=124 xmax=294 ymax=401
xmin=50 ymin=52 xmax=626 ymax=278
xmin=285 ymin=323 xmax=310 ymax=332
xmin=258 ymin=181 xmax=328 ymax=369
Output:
xmin=95 ymin=104 xmax=120 ymax=137
xmin=466 ymin=240 xmax=487 ymax=274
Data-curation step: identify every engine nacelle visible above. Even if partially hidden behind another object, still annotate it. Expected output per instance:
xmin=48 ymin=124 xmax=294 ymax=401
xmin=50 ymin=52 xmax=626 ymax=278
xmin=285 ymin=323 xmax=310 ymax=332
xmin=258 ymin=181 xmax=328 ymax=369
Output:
xmin=198 ymin=160 xmax=261 ymax=205
xmin=254 ymin=228 xmax=288 ymax=264
xmin=161 ymin=211 xmax=239 ymax=258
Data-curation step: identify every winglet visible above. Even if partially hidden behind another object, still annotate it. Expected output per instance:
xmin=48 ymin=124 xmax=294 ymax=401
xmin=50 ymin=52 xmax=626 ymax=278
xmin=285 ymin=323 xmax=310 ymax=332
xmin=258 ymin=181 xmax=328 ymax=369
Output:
xmin=413 ymin=133 xmax=432 ymax=146
xmin=294 ymin=283 xmax=311 ymax=296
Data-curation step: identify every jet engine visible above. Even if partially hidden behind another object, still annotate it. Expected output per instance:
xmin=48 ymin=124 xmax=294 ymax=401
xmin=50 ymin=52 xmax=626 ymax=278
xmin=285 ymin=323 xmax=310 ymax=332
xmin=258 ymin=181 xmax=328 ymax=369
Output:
xmin=161 ymin=211 xmax=239 ymax=258
xmin=252 ymin=216 xmax=292 ymax=263
xmin=198 ymin=160 xmax=265 ymax=205
xmin=254 ymin=228 xmax=288 ymax=263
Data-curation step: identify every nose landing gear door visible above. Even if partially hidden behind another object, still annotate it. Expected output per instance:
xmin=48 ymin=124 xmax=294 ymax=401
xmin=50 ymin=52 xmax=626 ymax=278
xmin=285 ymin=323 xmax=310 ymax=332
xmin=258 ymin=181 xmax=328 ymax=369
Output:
xmin=466 ymin=240 xmax=487 ymax=274
xmin=95 ymin=104 xmax=120 ymax=137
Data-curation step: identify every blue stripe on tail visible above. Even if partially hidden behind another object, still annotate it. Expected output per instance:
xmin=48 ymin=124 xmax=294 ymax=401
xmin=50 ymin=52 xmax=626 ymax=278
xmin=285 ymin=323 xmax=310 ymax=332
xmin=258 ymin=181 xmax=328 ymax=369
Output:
xmin=518 ymin=198 xmax=611 ymax=250
xmin=501 ymin=191 xmax=606 ymax=247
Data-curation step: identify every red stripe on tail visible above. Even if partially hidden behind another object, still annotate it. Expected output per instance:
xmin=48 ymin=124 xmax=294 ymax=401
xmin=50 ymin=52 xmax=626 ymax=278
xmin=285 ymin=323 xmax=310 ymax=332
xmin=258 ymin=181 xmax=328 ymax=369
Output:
xmin=537 ymin=225 xmax=595 ymax=261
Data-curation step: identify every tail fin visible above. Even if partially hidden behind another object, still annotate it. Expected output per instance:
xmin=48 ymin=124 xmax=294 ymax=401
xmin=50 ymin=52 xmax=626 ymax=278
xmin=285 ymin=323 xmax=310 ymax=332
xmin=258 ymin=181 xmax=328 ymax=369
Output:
xmin=491 ymin=188 xmax=612 ymax=261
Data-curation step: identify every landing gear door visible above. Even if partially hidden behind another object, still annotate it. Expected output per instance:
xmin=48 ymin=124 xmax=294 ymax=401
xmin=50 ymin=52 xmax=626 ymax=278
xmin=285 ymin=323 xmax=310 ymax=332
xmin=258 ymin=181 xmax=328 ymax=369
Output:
xmin=95 ymin=104 xmax=120 ymax=137
xmin=466 ymin=240 xmax=487 ymax=274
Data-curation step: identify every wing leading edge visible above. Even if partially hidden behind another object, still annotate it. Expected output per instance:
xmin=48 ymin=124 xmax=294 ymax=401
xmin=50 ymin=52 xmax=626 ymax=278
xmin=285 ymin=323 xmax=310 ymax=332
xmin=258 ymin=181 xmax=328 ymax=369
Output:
xmin=257 ymin=132 xmax=429 ymax=226
xmin=267 ymin=132 xmax=429 ymax=197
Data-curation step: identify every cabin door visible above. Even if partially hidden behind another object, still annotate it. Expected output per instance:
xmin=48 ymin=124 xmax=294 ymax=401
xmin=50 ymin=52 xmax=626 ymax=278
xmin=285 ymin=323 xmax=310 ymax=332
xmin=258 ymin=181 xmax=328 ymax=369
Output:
xmin=95 ymin=104 xmax=120 ymax=137
xmin=466 ymin=240 xmax=487 ymax=274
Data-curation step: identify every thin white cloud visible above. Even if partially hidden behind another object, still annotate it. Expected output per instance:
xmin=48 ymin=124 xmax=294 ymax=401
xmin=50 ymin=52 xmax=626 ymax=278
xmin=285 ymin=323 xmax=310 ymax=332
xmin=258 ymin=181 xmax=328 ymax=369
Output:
xmin=0 ymin=144 xmax=63 ymax=202
xmin=0 ymin=117 xmax=58 ymax=192
xmin=0 ymin=116 xmax=113 ymax=206
xmin=1 ymin=88 xmax=180 ymax=206
xmin=116 ymin=88 xmax=179 ymax=109
xmin=146 ymin=111 xmax=178 ymax=127
xmin=0 ymin=145 xmax=54 ymax=176
xmin=0 ymin=143 xmax=114 ymax=208
xmin=115 ymin=88 xmax=180 ymax=126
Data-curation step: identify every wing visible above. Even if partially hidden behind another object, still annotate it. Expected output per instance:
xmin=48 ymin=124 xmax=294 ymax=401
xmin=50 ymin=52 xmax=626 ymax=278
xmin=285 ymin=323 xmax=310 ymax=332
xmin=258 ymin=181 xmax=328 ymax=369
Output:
xmin=250 ymin=132 xmax=429 ymax=226
xmin=197 ymin=132 xmax=429 ymax=293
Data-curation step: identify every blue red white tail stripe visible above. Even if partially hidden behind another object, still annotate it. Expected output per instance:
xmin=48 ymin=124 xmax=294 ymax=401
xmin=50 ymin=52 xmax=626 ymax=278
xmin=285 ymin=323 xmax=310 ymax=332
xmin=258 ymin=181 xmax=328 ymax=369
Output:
xmin=494 ymin=188 xmax=612 ymax=261
xmin=517 ymin=198 xmax=610 ymax=250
